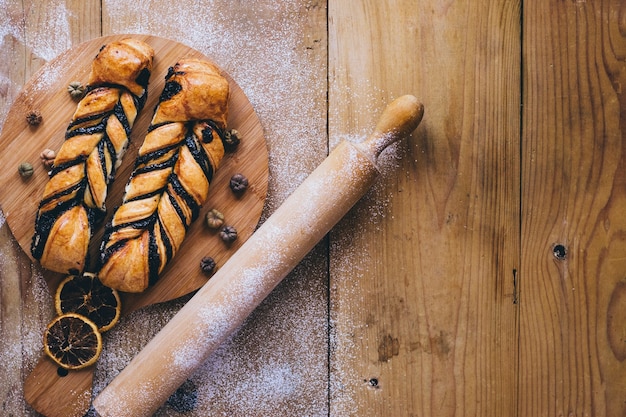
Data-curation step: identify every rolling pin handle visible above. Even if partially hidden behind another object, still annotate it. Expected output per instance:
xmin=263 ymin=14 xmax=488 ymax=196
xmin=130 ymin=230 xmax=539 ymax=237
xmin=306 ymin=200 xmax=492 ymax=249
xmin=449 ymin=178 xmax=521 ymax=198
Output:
xmin=361 ymin=94 xmax=424 ymax=160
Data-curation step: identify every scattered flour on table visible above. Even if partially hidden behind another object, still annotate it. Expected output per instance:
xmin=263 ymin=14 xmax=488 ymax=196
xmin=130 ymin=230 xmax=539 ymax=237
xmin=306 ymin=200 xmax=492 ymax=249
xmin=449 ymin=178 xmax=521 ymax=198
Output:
xmin=326 ymin=83 xmax=410 ymax=414
xmin=93 ymin=1 xmax=331 ymax=415
xmin=0 ymin=72 xmax=16 ymax=128
xmin=182 ymin=252 xmax=329 ymax=417
xmin=0 ymin=232 xmax=54 ymax=416
xmin=21 ymin=0 xmax=73 ymax=61
xmin=27 ymin=55 xmax=66 ymax=97
xmin=105 ymin=0 xmax=328 ymax=211
xmin=92 ymin=252 xmax=329 ymax=417
xmin=0 ymin=0 xmax=72 ymax=125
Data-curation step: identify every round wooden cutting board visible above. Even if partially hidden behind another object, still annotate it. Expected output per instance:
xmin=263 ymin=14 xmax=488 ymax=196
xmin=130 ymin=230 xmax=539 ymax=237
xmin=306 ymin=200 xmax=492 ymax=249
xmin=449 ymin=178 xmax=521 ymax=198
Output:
xmin=0 ymin=35 xmax=268 ymax=312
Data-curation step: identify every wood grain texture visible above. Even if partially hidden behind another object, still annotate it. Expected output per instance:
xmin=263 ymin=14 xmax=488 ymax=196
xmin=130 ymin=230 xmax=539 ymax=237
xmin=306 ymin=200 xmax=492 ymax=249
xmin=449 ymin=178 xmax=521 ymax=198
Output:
xmin=329 ymin=1 xmax=521 ymax=415
xmin=0 ymin=223 xmax=54 ymax=417
xmin=520 ymin=1 xmax=626 ymax=415
xmin=3 ymin=0 xmax=626 ymax=416
xmin=0 ymin=2 xmax=101 ymax=416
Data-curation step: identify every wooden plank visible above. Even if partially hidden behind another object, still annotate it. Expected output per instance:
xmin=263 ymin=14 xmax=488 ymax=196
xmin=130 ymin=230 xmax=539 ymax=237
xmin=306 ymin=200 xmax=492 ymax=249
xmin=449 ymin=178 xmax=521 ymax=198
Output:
xmin=0 ymin=2 xmax=101 ymax=415
xmin=520 ymin=1 xmax=626 ymax=415
xmin=96 ymin=2 xmax=330 ymax=416
xmin=21 ymin=0 xmax=101 ymax=76
xmin=329 ymin=0 xmax=521 ymax=415
xmin=0 ymin=0 xmax=100 ymax=123
xmin=0 ymin=221 xmax=54 ymax=417
xmin=0 ymin=2 xmax=28 ymax=126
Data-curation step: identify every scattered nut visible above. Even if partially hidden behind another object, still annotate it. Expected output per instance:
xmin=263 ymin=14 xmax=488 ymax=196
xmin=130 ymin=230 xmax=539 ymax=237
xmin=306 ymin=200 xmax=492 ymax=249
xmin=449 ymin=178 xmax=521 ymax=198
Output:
xmin=199 ymin=256 xmax=217 ymax=276
xmin=229 ymin=173 xmax=249 ymax=194
xmin=26 ymin=111 xmax=42 ymax=126
xmin=219 ymin=225 xmax=238 ymax=243
xmin=40 ymin=148 xmax=56 ymax=169
xmin=205 ymin=208 xmax=225 ymax=229
xmin=67 ymin=81 xmax=85 ymax=99
xmin=222 ymin=129 xmax=240 ymax=152
xmin=18 ymin=162 xmax=34 ymax=178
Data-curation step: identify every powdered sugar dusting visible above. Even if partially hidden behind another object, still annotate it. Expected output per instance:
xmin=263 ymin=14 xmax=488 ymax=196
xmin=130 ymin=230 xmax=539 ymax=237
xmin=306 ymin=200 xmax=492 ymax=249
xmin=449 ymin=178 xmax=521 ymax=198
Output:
xmin=24 ymin=0 xmax=73 ymax=62
xmin=176 ymin=252 xmax=329 ymax=417
xmin=0 ymin=0 xmax=72 ymax=127
xmin=104 ymin=0 xmax=327 ymax=210
xmin=0 ymin=243 xmax=53 ymax=416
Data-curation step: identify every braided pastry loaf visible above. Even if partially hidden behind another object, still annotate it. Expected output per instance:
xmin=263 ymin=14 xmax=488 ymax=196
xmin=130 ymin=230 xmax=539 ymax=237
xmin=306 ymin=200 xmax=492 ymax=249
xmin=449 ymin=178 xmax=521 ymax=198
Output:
xmin=31 ymin=38 xmax=154 ymax=275
xmin=98 ymin=59 xmax=230 ymax=293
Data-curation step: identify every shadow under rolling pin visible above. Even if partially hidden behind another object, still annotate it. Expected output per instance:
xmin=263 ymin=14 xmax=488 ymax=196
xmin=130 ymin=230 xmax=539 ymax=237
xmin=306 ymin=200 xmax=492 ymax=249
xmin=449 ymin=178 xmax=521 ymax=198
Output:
xmin=93 ymin=94 xmax=424 ymax=417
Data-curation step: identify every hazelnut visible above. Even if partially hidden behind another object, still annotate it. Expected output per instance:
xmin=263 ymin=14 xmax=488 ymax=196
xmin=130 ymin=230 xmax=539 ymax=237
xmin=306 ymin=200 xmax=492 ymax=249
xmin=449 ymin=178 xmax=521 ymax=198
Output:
xmin=40 ymin=148 xmax=56 ymax=169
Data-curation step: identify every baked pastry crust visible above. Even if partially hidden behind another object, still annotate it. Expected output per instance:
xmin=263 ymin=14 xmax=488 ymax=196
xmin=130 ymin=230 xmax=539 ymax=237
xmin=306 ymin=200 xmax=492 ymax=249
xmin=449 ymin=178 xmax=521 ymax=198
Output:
xmin=31 ymin=38 xmax=154 ymax=274
xmin=99 ymin=59 xmax=230 ymax=293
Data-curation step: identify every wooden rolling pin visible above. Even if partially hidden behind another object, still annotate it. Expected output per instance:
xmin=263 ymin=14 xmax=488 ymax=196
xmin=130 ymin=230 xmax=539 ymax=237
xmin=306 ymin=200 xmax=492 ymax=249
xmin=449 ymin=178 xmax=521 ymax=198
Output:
xmin=93 ymin=95 xmax=424 ymax=416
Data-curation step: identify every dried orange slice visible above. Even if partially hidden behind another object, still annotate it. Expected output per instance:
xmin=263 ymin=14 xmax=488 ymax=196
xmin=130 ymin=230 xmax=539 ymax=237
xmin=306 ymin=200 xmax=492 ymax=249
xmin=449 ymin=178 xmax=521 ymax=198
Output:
xmin=43 ymin=313 xmax=103 ymax=370
xmin=55 ymin=272 xmax=121 ymax=332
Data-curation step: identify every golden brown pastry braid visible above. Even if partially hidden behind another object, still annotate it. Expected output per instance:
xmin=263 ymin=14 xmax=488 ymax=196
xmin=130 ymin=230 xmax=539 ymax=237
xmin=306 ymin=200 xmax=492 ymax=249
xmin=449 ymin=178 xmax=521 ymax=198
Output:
xmin=31 ymin=38 xmax=154 ymax=275
xmin=98 ymin=59 xmax=230 ymax=293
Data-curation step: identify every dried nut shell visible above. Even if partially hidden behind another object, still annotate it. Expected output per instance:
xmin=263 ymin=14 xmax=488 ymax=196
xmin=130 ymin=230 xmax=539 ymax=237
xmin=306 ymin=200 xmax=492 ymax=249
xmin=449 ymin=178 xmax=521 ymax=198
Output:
xmin=229 ymin=173 xmax=249 ymax=194
xmin=205 ymin=209 xmax=225 ymax=229
xmin=223 ymin=129 xmax=240 ymax=152
xmin=67 ymin=81 xmax=85 ymax=99
xmin=200 ymin=256 xmax=216 ymax=275
xmin=26 ymin=111 xmax=42 ymax=126
xmin=18 ymin=162 xmax=34 ymax=177
xmin=219 ymin=225 xmax=238 ymax=243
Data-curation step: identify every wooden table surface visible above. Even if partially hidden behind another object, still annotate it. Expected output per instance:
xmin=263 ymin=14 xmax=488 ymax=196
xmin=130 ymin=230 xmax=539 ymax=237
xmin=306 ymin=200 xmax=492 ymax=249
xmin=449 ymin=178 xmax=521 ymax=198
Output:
xmin=1 ymin=1 xmax=625 ymax=416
